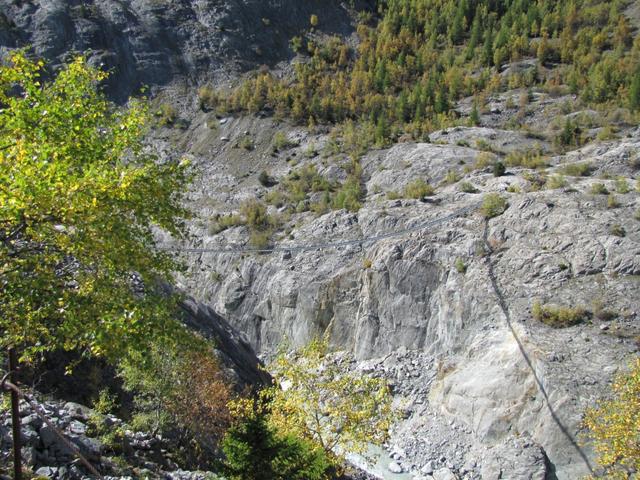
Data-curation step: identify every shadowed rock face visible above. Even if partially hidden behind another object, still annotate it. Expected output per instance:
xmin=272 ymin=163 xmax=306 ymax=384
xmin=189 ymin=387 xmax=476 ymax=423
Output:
xmin=0 ymin=0 xmax=371 ymax=100
xmin=179 ymin=295 xmax=271 ymax=387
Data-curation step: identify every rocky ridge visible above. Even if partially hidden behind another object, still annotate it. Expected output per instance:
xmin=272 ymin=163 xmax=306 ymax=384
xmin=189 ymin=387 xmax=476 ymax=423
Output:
xmin=0 ymin=395 xmax=215 ymax=480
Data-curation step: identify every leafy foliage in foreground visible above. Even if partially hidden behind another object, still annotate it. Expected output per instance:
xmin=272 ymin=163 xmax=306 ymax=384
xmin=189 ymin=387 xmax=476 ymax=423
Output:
xmin=221 ymin=338 xmax=395 ymax=477
xmin=120 ymin=333 xmax=232 ymax=468
xmin=0 ymin=51 xmax=190 ymax=360
xmin=266 ymin=338 xmax=395 ymax=461
xmin=583 ymin=357 xmax=640 ymax=479
xmin=222 ymin=401 xmax=331 ymax=480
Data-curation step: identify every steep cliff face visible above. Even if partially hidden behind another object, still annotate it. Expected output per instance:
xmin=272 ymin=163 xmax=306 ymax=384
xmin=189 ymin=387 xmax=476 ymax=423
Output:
xmin=0 ymin=0 xmax=369 ymax=100
xmin=168 ymin=114 xmax=640 ymax=478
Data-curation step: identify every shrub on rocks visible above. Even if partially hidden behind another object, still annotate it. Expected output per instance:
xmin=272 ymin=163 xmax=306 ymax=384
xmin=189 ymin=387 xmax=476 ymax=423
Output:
xmin=582 ymin=358 xmax=640 ymax=478
xmin=480 ymin=193 xmax=507 ymax=218
xmin=560 ymin=162 xmax=592 ymax=177
xmin=404 ymin=179 xmax=435 ymax=199
xmin=590 ymin=183 xmax=609 ymax=195
xmin=492 ymin=161 xmax=506 ymax=177
xmin=531 ymin=301 xmax=588 ymax=328
xmin=459 ymin=181 xmax=478 ymax=193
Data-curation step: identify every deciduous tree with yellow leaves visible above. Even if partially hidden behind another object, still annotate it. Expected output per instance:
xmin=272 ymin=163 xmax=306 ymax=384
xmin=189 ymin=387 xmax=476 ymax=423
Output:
xmin=0 ymin=51 xmax=190 ymax=362
xmin=583 ymin=357 xmax=640 ymax=479
xmin=267 ymin=337 xmax=395 ymax=461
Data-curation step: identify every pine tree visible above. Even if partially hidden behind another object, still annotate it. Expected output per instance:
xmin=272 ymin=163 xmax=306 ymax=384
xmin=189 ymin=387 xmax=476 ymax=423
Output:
xmin=470 ymin=102 xmax=480 ymax=126
xmin=537 ymin=33 xmax=550 ymax=65
xmin=630 ymin=70 xmax=640 ymax=111
xmin=482 ymin=26 xmax=494 ymax=66
xmin=466 ymin=13 xmax=482 ymax=59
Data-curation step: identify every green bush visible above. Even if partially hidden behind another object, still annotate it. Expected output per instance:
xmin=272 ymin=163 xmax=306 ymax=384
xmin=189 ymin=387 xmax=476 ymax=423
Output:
xmin=241 ymin=200 xmax=271 ymax=230
xmin=272 ymin=132 xmax=297 ymax=152
xmin=239 ymin=136 xmax=255 ymax=150
xmin=155 ymin=103 xmax=177 ymax=126
xmin=546 ymin=175 xmax=567 ymax=189
xmin=404 ymin=179 xmax=435 ymax=199
xmin=386 ymin=191 xmax=401 ymax=200
xmin=590 ymin=183 xmax=609 ymax=195
xmin=505 ymin=149 xmax=546 ymax=169
xmin=284 ymin=164 xmax=332 ymax=203
xmin=445 ymin=170 xmax=460 ymax=184
xmin=615 ymin=177 xmax=630 ymax=194
xmin=560 ymin=162 xmax=592 ymax=177
xmin=197 ymin=85 xmax=217 ymax=111
xmin=610 ymin=224 xmax=625 ymax=237
xmin=221 ymin=412 xmax=331 ymax=480
xmin=607 ymin=194 xmax=619 ymax=209
xmin=480 ymin=193 xmax=507 ymax=219
xmin=493 ymin=161 xmax=506 ymax=177
xmin=522 ymin=171 xmax=547 ymax=191
xmin=596 ymin=125 xmax=618 ymax=141
xmin=249 ymin=230 xmax=272 ymax=249
xmin=209 ymin=214 xmax=244 ymax=234
xmin=332 ymin=176 xmax=363 ymax=212
xmin=555 ymin=118 xmax=582 ymax=148
xmin=290 ymin=36 xmax=304 ymax=53
xmin=305 ymin=143 xmax=319 ymax=158
xmin=265 ymin=190 xmax=287 ymax=208
xmin=475 ymin=139 xmax=494 ymax=152
xmin=532 ymin=301 xmax=588 ymax=328
xmin=258 ymin=170 xmax=276 ymax=187
xmin=454 ymin=257 xmax=466 ymax=274
xmin=474 ymin=152 xmax=496 ymax=169
xmin=459 ymin=182 xmax=478 ymax=193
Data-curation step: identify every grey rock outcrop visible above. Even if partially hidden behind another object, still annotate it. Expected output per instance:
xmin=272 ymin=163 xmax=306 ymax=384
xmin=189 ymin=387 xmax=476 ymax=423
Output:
xmin=0 ymin=0 xmax=371 ymax=101
xmin=174 ymin=123 xmax=640 ymax=479
xmin=0 ymin=395 xmax=222 ymax=479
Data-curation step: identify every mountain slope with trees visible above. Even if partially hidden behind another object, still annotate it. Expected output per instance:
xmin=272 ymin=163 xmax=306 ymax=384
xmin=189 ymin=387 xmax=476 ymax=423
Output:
xmin=1 ymin=1 xmax=639 ymax=479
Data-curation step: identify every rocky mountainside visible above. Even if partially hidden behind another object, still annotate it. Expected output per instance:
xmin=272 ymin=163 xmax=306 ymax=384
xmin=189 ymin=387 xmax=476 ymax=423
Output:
xmin=164 ymin=109 xmax=639 ymax=479
xmin=2 ymin=1 xmax=639 ymax=480
xmin=0 ymin=0 xmax=370 ymax=100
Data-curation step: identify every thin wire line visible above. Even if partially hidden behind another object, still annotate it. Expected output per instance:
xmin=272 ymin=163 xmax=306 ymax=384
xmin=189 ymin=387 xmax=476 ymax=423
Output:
xmin=163 ymin=202 xmax=481 ymax=255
